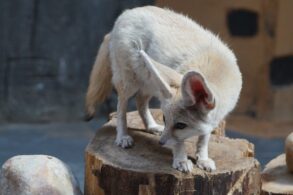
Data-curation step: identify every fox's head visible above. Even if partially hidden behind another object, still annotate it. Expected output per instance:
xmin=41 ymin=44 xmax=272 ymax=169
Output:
xmin=159 ymin=71 xmax=216 ymax=146
xmin=139 ymin=50 xmax=217 ymax=146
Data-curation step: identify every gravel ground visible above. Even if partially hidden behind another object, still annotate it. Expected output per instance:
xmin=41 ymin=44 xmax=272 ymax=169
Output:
xmin=0 ymin=121 xmax=285 ymax=192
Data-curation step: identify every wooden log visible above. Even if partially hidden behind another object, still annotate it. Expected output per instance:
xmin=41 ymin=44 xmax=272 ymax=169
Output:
xmin=261 ymin=154 xmax=293 ymax=195
xmin=85 ymin=110 xmax=260 ymax=195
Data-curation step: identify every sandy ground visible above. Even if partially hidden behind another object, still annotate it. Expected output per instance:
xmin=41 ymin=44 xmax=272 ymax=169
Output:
xmin=0 ymin=120 xmax=285 ymax=192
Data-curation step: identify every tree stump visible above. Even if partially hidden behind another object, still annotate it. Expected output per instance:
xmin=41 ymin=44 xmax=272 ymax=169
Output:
xmin=261 ymin=154 xmax=293 ymax=195
xmin=85 ymin=110 xmax=260 ymax=195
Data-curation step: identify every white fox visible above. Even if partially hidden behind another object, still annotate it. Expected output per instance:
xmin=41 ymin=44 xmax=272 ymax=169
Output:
xmin=85 ymin=6 xmax=242 ymax=172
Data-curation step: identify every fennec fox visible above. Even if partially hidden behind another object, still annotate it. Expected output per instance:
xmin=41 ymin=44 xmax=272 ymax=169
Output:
xmin=85 ymin=6 xmax=242 ymax=172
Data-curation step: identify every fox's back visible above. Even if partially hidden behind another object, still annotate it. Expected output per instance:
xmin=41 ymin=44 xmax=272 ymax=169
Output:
xmin=110 ymin=6 xmax=215 ymax=68
xmin=110 ymin=6 xmax=239 ymax=76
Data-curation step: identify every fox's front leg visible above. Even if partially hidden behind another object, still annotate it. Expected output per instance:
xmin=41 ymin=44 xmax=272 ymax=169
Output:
xmin=136 ymin=92 xmax=164 ymax=134
xmin=172 ymin=142 xmax=193 ymax=172
xmin=195 ymin=133 xmax=216 ymax=171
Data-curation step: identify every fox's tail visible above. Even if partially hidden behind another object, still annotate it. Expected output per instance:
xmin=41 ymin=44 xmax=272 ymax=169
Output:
xmin=85 ymin=34 xmax=112 ymax=120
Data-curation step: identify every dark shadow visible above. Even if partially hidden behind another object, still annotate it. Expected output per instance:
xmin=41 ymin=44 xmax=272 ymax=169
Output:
xmin=227 ymin=9 xmax=258 ymax=37
xmin=270 ymin=55 xmax=293 ymax=86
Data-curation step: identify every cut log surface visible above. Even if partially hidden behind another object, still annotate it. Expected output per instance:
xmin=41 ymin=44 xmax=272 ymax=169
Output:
xmin=261 ymin=154 xmax=293 ymax=195
xmin=85 ymin=110 xmax=260 ymax=195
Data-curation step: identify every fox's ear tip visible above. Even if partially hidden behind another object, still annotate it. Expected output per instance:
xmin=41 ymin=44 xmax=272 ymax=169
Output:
xmin=84 ymin=114 xmax=94 ymax=121
xmin=185 ymin=71 xmax=202 ymax=78
xmin=187 ymin=70 xmax=197 ymax=74
xmin=164 ymin=91 xmax=173 ymax=99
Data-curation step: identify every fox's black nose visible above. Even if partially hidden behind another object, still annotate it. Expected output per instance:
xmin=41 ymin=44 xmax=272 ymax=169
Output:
xmin=159 ymin=140 xmax=165 ymax=145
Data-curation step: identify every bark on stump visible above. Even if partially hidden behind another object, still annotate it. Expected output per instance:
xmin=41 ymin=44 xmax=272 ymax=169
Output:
xmin=85 ymin=110 xmax=260 ymax=195
xmin=261 ymin=154 xmax=293 ymax=195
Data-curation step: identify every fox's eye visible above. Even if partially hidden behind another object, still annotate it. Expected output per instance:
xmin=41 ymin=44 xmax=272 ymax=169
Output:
xmin=174 ymin=122 xmax=187 ymax=129
xmin=163 ymin=115 xmax=166 ymax=124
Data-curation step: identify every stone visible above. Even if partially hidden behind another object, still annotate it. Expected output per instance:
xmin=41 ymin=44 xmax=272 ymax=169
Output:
xmin=0 ymin=155 xmax=82 ymax=195
xmin=286 ymin=132 xmax=293 ymax=172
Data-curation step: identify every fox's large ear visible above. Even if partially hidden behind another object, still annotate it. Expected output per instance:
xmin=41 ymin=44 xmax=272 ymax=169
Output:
xmin=139 ymin=50 xmax=172 ymax=99
xmin=181 ymin=71 xmax=215 ymax=111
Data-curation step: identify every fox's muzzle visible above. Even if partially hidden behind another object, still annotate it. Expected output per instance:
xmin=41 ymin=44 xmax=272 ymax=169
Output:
xmin=159 ymin=131 xmax=170 ymax=145
xmin=159 ymin=139 xmax=165 ymax=145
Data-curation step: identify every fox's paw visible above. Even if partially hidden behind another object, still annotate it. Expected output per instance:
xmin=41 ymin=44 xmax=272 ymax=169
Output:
xmin=172 ymin=159 xmax=193 ymax=173
xmin=147 ymin=124 xmax=164 ymax=135
xmin=115 ymin=135 xmax=134 ymax=148
xmin=196 ymin=158 xmax=216 ymax=172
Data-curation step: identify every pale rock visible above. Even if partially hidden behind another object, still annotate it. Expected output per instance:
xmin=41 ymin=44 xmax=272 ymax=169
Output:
xmin=0 ymin=155 xmax=82 ymax=195
xmin=286 ymin=132 xmax=293 ymax=172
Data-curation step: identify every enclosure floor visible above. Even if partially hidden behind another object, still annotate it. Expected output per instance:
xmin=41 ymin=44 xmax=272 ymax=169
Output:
xmin=0 ymin=120 xmax=284 ymax=191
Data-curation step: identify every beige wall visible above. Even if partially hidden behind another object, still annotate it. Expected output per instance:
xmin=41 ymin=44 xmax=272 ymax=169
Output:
xmin=156 ymin=0 xmax=293 ymax=122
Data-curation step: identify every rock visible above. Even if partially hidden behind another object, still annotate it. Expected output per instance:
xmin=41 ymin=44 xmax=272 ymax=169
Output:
xmin=0 ymin=155 xmax=82 ymax=195
xmin=261 ymin=154 xmax=293 ymax=195
xmin=286 ymin=132 xmax=293 ymax=172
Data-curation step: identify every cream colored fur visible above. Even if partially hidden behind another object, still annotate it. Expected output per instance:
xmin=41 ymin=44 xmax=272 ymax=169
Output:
xmin=85 ymin=6 xmax=242 ymax=172
xmin=85 ymin=34 xmax=112 ymax=119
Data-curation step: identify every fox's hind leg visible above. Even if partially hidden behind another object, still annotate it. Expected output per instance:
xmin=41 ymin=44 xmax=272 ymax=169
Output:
xmin=136 ymin=91 xmax=164 ymax=134
xmin=110 ymin=42 xmax=141 ymax=148
xmin=113 ymin=77 xmax=138 ymax=148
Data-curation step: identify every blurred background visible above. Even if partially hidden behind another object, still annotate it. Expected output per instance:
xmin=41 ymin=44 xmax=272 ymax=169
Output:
xmin=0 ymin=0 xmax=292 ymax=191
